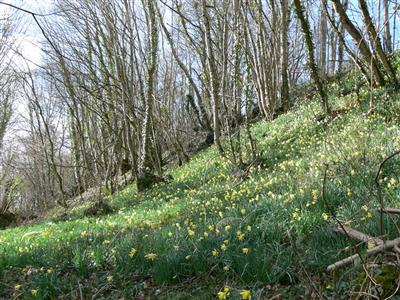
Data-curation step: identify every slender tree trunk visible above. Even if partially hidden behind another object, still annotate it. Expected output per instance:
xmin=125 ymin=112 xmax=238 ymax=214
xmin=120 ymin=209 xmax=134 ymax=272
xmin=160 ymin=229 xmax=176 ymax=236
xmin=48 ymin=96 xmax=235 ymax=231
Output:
xmin=358 ymin=0 xmax=397 ymax=86
xmin=320 ymin=4 xmax=328 ymax=79
xmin=323 ymin=0 xmax=371 ymax=81
xmin=337 ymin=0 xmax=348 ymax=73
xmin=156 ymin=5 xmax=213 ymax=136
xmin=331 ymin=0 xmax=385 ymax=86
xmin=280 ymin=0 xmax=290 ymax=112
xmin=202 ymin=1 xmax=224 ymax=154
xmin=294 ymin=0 xmax=330 ymax=114
xmin=383 ymin=0 xmax=392 ymax=52
xmin=138 ymin=0 xmax=158 ymax=182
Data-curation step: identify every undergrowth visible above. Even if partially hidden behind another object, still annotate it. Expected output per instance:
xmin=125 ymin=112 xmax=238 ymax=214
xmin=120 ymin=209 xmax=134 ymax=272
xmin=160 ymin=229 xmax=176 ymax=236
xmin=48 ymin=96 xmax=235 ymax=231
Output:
xmin=1 ymin=78 xmax=400 ymax=299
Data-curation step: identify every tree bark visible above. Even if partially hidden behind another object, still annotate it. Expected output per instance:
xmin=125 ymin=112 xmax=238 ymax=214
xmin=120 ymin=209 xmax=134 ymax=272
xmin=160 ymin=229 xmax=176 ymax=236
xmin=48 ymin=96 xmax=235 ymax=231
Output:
xmin=383 ymin=0 xmax=392 ymax=52
xmin=280 ymin=0 xmax=290 ymax=112
xmin=331 ymin=0 xmax=385 ymax=86
xmin=294 ymin=0 xmax=330 ymax=114
xmin=358 ymin=0 xmax=397 ymax=86
xmin=202 ymin=1 xmax=224 ymax=154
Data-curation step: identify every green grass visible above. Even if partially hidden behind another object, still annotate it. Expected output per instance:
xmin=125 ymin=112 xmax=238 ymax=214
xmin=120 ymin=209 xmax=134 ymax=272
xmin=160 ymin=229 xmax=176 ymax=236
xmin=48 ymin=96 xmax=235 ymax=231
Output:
xmin=2 ymin=81 xmax=400 ymax=299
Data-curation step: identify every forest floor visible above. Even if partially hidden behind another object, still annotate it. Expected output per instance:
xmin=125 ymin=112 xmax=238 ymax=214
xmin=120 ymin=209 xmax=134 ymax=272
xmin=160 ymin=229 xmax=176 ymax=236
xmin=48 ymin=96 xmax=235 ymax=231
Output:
xmin=2 ymin=74 xmax=400 ymax=299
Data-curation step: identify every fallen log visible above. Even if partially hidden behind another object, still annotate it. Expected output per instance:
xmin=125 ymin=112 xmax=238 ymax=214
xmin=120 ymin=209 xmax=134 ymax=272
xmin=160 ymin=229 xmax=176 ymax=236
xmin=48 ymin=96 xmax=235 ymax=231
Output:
xmin=333 ymin=224 xmax=383 ymax=245
xmin=327 ymin=237 xmax=400 ymax=271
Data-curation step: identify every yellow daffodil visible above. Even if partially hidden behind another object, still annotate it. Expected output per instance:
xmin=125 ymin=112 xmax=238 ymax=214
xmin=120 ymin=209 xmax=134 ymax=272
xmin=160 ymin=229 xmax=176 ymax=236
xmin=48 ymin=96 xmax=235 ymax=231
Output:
xmin=145 ymin=253 xmax=158 ymax=261
xmin=361 ymin=205 xmax=369 ymax=212
xmin=129 ymin=248 xmax=137 ymax=257
xmin=240 ymin=290 xmax=251 ymax=299
xmin=367 ymin=241 xmax=375 ymax=249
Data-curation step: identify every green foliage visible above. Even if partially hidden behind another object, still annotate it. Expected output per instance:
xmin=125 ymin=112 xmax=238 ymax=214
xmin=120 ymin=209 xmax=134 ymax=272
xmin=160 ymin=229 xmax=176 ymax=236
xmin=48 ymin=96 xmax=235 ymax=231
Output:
xmin=1 ymin=83 xmax=400 ymax=298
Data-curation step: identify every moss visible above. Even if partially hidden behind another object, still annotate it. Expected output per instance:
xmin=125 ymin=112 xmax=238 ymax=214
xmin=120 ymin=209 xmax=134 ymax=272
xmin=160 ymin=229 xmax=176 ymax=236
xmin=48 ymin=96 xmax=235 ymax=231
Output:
xmin=0 ymin=212 xmax=17 ymax=229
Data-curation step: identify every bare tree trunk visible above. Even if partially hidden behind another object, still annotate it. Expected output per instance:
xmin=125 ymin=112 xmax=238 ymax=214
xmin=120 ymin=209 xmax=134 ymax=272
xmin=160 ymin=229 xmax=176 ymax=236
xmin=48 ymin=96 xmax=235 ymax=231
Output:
xmin=329 ymin=7 xmax=337 ymax=76
xmin=323 ymin=0 xmax=370 ymax=81
xmin=383 ymin=0 xmax=392 ymax=52
xmin=337 ymin=0 xmax=348 ymax=73
xmin=358 ymin=0 xmax=397 ymax=86
xmin=138 ymin=0 xmax=158 ymax=189
xmin=156 ymin=4 xmax=213 ymax=136
xmin=294 ymin=0 xmax=330 ymax=114
xmin=331 ymin=0 xmax=385 ymax=86
xmin=202 ymin=1 xmax=224 ymax=155
xmin=280 ymin=0 xmax=290 ymax=112
xmin=320 ymin=3 xmax=328 ymax=79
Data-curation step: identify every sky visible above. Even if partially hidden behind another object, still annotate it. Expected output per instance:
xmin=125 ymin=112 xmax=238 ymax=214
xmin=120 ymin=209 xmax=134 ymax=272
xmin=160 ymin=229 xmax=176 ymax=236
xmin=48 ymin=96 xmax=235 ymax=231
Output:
xmin=0 ymin=0 xmax=54 ymax=69
xmin=0 ymin=1 xmax=55 ymax=145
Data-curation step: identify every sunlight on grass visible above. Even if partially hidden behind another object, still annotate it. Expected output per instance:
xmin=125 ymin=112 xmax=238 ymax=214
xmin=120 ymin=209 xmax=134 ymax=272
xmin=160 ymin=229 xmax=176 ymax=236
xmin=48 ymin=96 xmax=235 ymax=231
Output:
xmin=2 ymin=88 xmax=400 ymax=298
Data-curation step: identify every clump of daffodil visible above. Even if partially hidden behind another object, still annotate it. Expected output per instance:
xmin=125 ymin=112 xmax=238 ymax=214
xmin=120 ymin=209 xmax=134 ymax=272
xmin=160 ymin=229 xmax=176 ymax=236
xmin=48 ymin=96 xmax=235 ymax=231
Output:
xmin=242 ymin=247 xmax=249 ymax=255
xmin=240 ymin=289 xmax=251 ymax=299
xmin=145 ymin=253 xmax=158 ymax=261
xmin=388 ymin=178 xmax=397 ymax=188
xmin=237 ymin=230 xmax=245 ymax=241
xmin=322 ymin=212 xmax=329 ymax=221
xmin=129 ymin=248 xmax=137 ymax=257
xmin=217 ymin=286 xmax=230 ymax=299
xmin=212 ymin=249 xmax=219 ymax=257
xmin=107 ymin=276 xmax=113 ymax=283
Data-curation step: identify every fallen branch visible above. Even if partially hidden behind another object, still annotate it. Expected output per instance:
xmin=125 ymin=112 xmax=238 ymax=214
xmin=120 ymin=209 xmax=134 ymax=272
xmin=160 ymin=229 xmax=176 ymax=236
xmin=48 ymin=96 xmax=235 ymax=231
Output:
xmin=379 ymin=207 xmax=400 ymax=215
xmin=327 ymin=237 xmax=400 ymax=271
xmin=334 ymin=224 xmax=383 ymax=245
xmin=375 ymin=150 xmax=400 ymax=234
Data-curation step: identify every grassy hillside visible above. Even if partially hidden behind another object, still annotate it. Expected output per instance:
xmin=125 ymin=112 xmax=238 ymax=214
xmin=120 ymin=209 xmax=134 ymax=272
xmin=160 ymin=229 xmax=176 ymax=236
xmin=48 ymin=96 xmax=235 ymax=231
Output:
xmin=2 ymin=79 xmax=400 ymax=299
